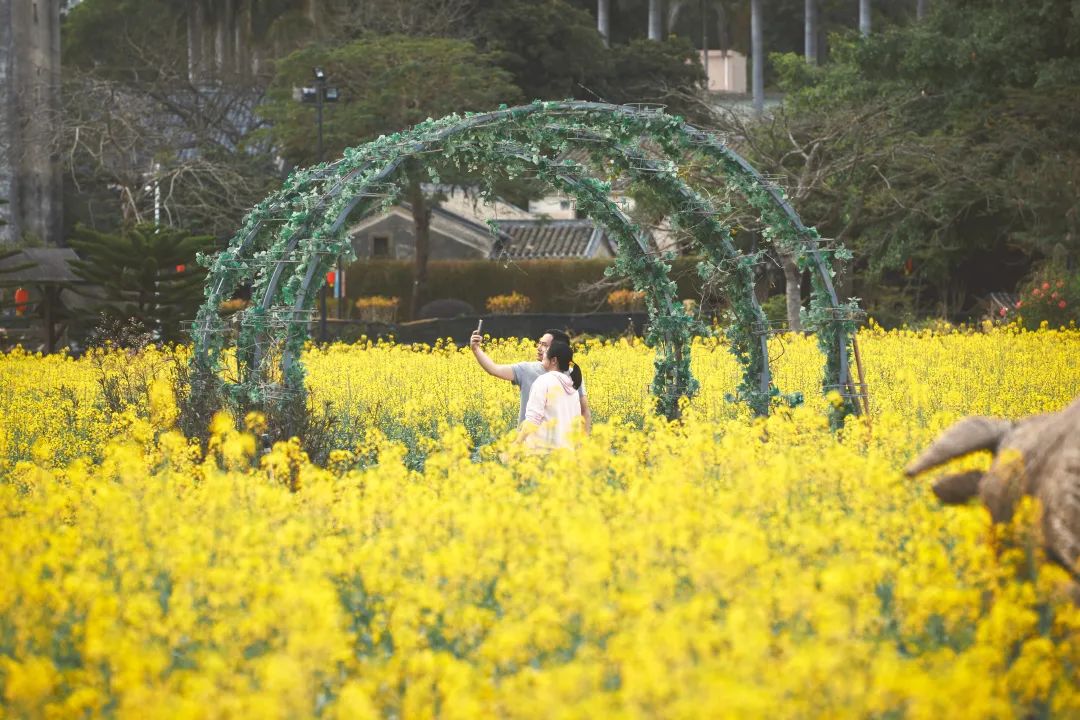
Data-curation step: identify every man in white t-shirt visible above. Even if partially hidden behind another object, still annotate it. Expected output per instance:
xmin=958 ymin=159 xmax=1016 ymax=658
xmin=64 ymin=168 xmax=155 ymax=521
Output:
xmin=470 ymin=328 xmax=592 ymax=433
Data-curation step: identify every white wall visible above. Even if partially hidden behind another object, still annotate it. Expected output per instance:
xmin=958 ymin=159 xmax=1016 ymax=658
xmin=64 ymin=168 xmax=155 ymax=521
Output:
xmin=528 ymin=195 xmax=576 ymax=220
xmin=702 ymin=50 xmax=747 ymax=94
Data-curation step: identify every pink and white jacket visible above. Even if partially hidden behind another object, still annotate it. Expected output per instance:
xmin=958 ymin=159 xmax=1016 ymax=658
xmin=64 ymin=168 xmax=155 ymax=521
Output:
xmin=522 ymin=370 xmax=582 ymax=450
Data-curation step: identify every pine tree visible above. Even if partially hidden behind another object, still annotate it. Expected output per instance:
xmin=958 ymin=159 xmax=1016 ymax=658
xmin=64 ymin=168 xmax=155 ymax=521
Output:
xmin=67 ymin=224 xmax=214 ymax=343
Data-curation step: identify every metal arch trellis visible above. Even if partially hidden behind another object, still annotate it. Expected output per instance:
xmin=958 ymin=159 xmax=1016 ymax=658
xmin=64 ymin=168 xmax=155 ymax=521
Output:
xmin=189 ymin=101 xmax=864 ymax=433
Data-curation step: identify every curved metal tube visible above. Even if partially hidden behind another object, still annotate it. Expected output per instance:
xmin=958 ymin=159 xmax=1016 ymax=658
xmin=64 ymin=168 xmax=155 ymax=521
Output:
xmin=194 ymin=101 xmax=857 ymax=420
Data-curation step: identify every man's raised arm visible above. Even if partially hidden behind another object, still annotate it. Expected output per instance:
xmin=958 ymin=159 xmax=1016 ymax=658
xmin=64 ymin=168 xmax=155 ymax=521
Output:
xmin=470 ymin=331 xmax=515 ymax=381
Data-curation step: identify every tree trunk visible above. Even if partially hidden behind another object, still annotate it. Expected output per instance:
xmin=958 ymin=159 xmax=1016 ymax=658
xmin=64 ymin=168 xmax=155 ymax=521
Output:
xmin=246 ymin=0 xmax=269 ymax=76
xmin=234 ymin=0 xmax=244 ymax=76
xmin=597 ymin=0 xmax=610 ymax=46
xmin=667 ymin=0 xmax=688 ymax=30
xmin=44 ymin=286 xmax=56 ymax=353
xmin=408 ymin=177 xmax=431 ymax=320
xmin=715 ymin=3 xmax=730 ymax=52
xmin=781 ymin=252 xmax=803 ymax=332
xmin=648 ymin=0 xmax=663 ymax=40
xmin=751 ymin=0 xmax=763 ymax=116
xmin=700 ymin=0 xmax=709 ymax=87
xmin=219 ymin=0 xmax=235 ymax=77
xmin=234 ymin=0 xmax=248 ymax=76
xmin=188 ymin=1 xmax=205 ymax=83
xmin=916 ymin=0 xmax=928 ymax=20
xmin=805 ymin=0 xmax=817 ymax=65
xmin=859 ymin=0 xmax=871 ymax=36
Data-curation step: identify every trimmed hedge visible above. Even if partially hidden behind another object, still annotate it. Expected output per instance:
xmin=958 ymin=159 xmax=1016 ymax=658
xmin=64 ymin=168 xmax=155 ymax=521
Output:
xmin=345 ymin=258 xmax=710 ymax=319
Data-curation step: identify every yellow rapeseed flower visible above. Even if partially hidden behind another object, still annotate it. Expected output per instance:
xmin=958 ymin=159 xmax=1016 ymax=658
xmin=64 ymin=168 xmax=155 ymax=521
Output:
xmin=0 ymin=326 xmax=1079 ymax=716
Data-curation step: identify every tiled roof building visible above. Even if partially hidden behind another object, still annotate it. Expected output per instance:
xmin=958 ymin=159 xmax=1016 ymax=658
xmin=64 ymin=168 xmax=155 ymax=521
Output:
xmin=491 ymin=220 xmax=612 ymax=260
xmin=348 ymin=192 xmax=617 ymax=262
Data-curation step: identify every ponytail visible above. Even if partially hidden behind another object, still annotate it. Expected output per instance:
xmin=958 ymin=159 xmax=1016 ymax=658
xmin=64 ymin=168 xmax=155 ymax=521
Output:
xmin=568 ymin=362 xmax=583 ymax=390
xmin=546 ymin=340 xmax=582 ymax=389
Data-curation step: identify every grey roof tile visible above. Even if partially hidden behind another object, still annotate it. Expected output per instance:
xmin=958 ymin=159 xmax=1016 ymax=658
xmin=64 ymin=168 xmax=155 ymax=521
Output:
xmin=491 ymin=220 xmax=607 ymax=259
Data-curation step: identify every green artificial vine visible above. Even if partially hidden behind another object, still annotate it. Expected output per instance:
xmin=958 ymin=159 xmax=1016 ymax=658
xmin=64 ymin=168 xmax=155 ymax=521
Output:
xmin=188 ymin=102 xmax=863 ymax=437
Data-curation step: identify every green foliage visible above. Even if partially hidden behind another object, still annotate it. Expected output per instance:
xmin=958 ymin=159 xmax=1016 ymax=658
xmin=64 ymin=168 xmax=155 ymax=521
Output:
xmin=746 ymin=0 xmax=1080 ymax=320
xmin=1011 ymin=263 xmax=1080 ymax=330
xmin=475 ymin=0 xmax=607 ymax=101
xmin=60 ymin=1 xmax=285 ymax=242
xmin=62 ymin=0 xmax=322 ymax=76
xmin=475 ymin=1 xmax=705 ymax=115
xmin=600 ymin=37 xmax=706 ymax=115
xmin=68 ymin=224 xmax=215 ymax=343
xmin=62 ymin=0 xmax=185 ymax=78
xmin=861 ymin=285 xmax=918 ymax=330
xmin=778 ymin=0 xmax=1080 ymax=107
xmin=190 ymin=102 xmax=857 ymax=433
xmin=260 ymin=35 xmax=522 ymax=166
xmin=61 ymin=0 xmax=704 ymax=242
xmin=259 ymin=33 xmax=525 ymax=329
xmin=0 ymin=249 xmax=36 ymax=285
xmin=759 ymin=294 xmax=788 ymax=324
xmin=0 ymin=199 xmax=39 ymax=285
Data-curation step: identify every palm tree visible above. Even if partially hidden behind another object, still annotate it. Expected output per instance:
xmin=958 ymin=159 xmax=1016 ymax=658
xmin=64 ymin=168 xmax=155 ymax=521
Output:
xmin=185 ymin=0 xmax=319 ymax=82
xmin=598 ymin=0 xmax=611 ymax=45
xmin=666 ymin=0 xmax=690 ymax=28
xmin=713 ymin=1 xmax=734 ymax=53
xmin=751 ymin=0 xmax=763 ymax=115
xmin=648 ymin=0 xmax=663 ymax=40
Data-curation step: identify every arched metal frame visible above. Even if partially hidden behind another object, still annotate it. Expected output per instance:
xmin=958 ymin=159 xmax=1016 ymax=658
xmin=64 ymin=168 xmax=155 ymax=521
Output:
xmin=191 ymin=101 xmax=861 ymax=425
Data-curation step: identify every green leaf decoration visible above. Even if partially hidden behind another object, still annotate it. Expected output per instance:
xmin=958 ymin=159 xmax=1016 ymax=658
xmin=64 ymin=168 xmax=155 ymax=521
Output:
xmin=187 ymin=102 xmax=861 ymax=439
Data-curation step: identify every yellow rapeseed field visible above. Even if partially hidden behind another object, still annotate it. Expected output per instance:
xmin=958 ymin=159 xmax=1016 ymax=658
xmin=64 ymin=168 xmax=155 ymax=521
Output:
xmin=2 ymin=324 xmax=1079 ymax=718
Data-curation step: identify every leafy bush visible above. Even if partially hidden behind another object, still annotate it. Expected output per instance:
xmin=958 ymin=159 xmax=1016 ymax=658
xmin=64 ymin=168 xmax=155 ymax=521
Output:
xmin=759 ymin=295 xmax=788 ymax=324
xmin=607 ymin=289 xmax=645 ymax=312
xmin=486 ymin=292 xmax=531 ymax=314
xmin=1011 ymin=265 xmax=1080 ymax=329
xmin=354 ymin=296 xmax=399 ymax=323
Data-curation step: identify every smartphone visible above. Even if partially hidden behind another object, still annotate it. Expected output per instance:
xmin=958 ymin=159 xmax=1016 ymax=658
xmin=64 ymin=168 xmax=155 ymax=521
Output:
xmin=475 ymin=319 xmax=483 ymax=334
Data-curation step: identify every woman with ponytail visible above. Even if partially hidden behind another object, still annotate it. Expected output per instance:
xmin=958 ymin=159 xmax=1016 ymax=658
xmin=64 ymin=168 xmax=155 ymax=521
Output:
xmin=517 ymin=340 xmax=584 ymax=451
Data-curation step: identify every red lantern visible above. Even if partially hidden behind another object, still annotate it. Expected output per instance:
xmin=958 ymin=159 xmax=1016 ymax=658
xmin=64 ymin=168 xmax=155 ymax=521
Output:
xmin=326 ymin=270 xmax=336 ymax=287
xmin=14 ymin=287 xmax=29 ymax=316
xmin=176 ymin=264 xmax=186 ymax=273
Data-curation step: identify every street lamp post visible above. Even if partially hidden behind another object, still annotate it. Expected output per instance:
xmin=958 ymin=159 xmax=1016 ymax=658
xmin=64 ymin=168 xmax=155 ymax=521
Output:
xmin=701 ymin=0 xmax=709 ymax=87
xmin=296 ymin=66 xmax=339 ymax=163
xmin=296 ymin=67 xmax=340 ymax=341
xmin=314 ymin=67 xmax=326 ymax=162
